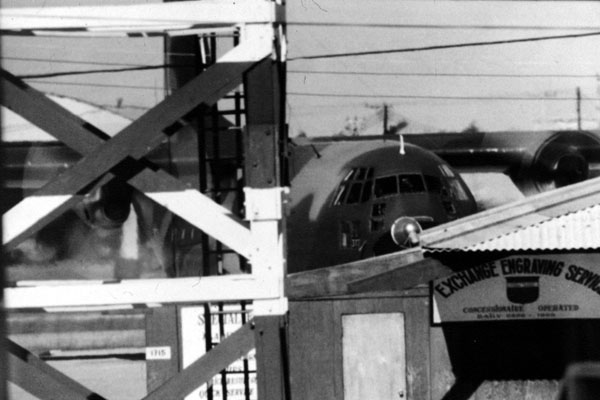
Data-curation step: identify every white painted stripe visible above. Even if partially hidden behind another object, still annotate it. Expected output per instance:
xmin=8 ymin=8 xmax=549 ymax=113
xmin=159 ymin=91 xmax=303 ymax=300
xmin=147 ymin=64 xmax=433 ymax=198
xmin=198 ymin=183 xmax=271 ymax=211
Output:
xmin=19 ymin=26 xmax=236 ymax=38
xmin=2 ymin=195 xmax=71 ymax=245
xmin=1 ymin=0 xmax=280 ymax=32
xmin=219 ymin=24 xmax=274 ymax=63
xmin=120 ymin=204 xmax=139 ymax=260
xmin=16 ymin=280 xmax=115 ymax=287
xmin=43 ymin=305 xmax=135 ymax=313
xmin=4 ymin=276 xmax=277 ymax=309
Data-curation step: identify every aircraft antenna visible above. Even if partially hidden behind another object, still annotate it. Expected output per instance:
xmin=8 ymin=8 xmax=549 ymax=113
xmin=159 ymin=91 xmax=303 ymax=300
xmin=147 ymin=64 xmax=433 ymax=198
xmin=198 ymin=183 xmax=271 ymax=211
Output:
xmin=399 ymin=133 xmax=405 ymax=155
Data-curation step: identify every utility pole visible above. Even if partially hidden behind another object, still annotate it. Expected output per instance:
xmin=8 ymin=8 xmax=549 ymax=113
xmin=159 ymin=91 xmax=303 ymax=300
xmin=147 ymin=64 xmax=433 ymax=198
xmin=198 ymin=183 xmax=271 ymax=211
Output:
xmin=383 ymin=103 xmax=389 ymax=135
xmin=576 ymin=87 xmax=582 ymax=131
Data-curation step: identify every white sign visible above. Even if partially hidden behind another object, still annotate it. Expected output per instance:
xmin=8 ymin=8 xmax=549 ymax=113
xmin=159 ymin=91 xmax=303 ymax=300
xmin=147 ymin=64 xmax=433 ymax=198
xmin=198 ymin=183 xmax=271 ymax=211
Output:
xmin=181 ymin=304 xmax=256 ymax=400
xmin=433 ymin=254 xmax=600 ymax=323
xmin=146 ymin=346 xmax=172 ymax=360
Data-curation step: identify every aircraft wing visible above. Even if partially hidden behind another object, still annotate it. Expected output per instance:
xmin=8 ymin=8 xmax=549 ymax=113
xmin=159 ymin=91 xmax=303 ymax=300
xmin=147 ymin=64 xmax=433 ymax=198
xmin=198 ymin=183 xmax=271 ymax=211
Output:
xmin=304 ymin=129 xmax=600 ymax=196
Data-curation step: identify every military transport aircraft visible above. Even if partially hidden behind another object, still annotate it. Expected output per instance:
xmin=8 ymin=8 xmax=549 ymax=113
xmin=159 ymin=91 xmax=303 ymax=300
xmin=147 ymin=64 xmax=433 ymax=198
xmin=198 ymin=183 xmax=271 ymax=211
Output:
xmin=285 ymin=129 xmax=600 ymax=272
xmin=2 ymin=106 xmax=480 ymax=275
xmin=4 ymin=118 xmax=600 ymax=276
xmin=286 ymin=138 xmax=477 ymax=272
xmin=2 ymin=1 xmax=600 ymax=278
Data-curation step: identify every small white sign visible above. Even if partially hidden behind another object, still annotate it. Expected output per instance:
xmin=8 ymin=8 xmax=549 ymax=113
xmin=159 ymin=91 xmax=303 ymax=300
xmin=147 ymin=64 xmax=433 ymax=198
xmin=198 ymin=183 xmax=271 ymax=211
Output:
xmin=146 ymin=346 xmax=172 ymax=360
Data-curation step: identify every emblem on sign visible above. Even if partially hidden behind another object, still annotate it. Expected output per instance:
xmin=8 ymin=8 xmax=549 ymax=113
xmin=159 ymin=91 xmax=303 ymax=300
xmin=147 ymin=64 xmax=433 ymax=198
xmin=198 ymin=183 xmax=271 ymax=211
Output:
xmin=506 ymin=276 xmax=539 ymax=304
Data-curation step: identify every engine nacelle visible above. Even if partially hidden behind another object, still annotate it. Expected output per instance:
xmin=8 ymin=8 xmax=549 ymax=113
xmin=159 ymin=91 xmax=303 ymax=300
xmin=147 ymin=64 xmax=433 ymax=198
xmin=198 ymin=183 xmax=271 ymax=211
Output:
xmin=511 ymin=131 xmax=600 ymax=195
xmin=73 ymin=180 xmax=133 ymax=230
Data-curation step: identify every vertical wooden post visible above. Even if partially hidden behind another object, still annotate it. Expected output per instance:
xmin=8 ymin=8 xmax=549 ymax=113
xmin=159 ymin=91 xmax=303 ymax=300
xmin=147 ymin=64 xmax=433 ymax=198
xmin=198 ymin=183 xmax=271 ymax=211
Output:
xmin=244 ymin=57 xmax=286 ymax=189
xmin=1 ymin=132 xmax=6 ymax=400
xmin=146 ymin=306 xmax=181 ymax=394
xmin=254 ymin=316 xmax=289 ymax=400
xmin=244 ymin=21 xmax=289 ymax=400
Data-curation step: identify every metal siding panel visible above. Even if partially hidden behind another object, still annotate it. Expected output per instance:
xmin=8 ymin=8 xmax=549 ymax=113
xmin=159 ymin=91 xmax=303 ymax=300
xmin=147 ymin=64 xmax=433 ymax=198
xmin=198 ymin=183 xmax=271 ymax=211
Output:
xmin=421 ymin=178 xmax=600 ymax=250
xmin=464 ymin=204 xmax=600 ymax=251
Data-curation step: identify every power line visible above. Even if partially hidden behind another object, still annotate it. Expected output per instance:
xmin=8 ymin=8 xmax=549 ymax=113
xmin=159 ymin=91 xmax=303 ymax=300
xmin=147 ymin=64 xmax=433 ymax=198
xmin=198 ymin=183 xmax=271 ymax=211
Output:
xmin=3 ymin=42 xmax=195 ymax=58
xmin=16 ymin=64 xmax=179 ymax=79
xmin=288 ymin=70 xmax=600 ymax=79
xmin=27 ymin=79 xmax=162 ymax=91
xmin=289 ymin=30 xmax=600 ymax=61
xmin=288 ymin=92 xmax=600 ymax=101
xmin=288 ymin=21 xmax=600 ymax=32
xmin=0 ymin=56 xmax=166 ymax=68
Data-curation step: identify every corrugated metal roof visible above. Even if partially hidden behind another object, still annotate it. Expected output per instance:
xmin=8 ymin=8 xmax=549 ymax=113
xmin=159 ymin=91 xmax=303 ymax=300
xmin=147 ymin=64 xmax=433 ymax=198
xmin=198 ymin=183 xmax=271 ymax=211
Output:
xmin=464 ymin=203 xmax=600 ymax=251
xmin=420 ymin=176 xmax=600 ymax=251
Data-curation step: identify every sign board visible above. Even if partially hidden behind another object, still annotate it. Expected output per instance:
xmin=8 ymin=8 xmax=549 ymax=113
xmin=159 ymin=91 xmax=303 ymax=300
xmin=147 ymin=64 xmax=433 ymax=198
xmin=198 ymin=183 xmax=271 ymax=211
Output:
xmin=146 ymin=346 xmax=172 ymax=360
xmin=181 ymin=304 xmax=257 ymax=400
xmin=432 ymin=254 xmax=600 ymax=323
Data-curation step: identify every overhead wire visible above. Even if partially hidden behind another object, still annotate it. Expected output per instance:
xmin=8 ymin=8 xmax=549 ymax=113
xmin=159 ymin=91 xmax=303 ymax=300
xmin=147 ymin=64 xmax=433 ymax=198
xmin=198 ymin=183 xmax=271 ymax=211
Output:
xmin=26 ymin=79 xmax=163 ymax=91
xmin=7 ymin=28 xmax=600 ymax=77
xmin=288 ymin=70 xmax=600 ymax=79
xmin=288 ymin=92 xmax=600 ymax=101
xmin=289 ymin=30 xmax=600 ymax=60
xmin=1 ymin=42 xmax=195 ymax=57
xmin=16 ymin=64 xmax=181 ymax=79
xmin=288 ymin=21 xmax=600 ymax=32
xmin=0 ymin=56 xmax=166 ymax=68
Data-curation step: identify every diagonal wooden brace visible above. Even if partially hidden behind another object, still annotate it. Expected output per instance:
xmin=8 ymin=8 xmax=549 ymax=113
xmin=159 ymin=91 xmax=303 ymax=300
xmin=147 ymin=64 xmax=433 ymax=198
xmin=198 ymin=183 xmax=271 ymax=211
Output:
xmin=143 ymin=321 xmax=255 ymax=400
xmin=1 ymin=37 xmax=269 ymax=258
xmin=6 ymin=339 xmax=106 ymax=400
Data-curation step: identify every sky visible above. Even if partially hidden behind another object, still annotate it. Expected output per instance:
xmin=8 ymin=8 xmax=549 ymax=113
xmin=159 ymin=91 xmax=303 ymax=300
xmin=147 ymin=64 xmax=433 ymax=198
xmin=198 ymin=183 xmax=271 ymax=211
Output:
xmin=285 ymin=0 xmax=600 ymax=135
xmin=1 ymin=0 xmax=600 ymax=137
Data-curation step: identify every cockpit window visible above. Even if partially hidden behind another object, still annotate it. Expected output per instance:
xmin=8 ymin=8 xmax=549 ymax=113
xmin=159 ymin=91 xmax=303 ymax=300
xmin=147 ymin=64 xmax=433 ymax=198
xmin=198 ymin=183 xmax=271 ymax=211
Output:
xmin=374 ymin=174 xmax=425 ymax=198
xmin=448 ymin=179 xmax=470 ymax=201
xmin=335 ymin=169 xmax=427 ymax=204
xmin=399 ymin=174 xmax=425 ymax=193
xmin=438 ymin=164 xmax=456 ymax=178
xmin=374 ymin=176 xmax=398 ymax=198
xmin=332 ymin=184 xmax=349 ymax=205
xmin=346 ymin=182 xmax=363 ymax=204
xmin=361 ymin=180 xmax=373 ymax=203
xmin=424 ymin=175 xmax=443 ymax=193
xmin=333 ymin=167 xmax=374 ymax=205
xmin=355 ymin=167 xmax=368 ymax=180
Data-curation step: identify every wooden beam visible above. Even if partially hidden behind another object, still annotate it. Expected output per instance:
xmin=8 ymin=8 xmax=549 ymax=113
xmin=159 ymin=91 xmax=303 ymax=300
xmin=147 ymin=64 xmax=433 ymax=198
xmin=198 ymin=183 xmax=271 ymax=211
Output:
xmin=3 ymin=58 xmax=254 ymax=237
xmin=0 ymin=69 xmax=109 ymax=151
xmin=1 ymin=55 xmax=257 ymax=257
xmin=244 ymin=57 xmax=285 ymax=188
xmin=143 ymin=321 xmax=255 ymax=400
xmin=0 ymin=141 xmax=5 ymax=400
xmin=4 ymin=276 xmax=277 ymax=309
xmin=243 ymin=46 xmax=288 ymax=316
xmin=254 ymin=316 xmax=290 ymax=400
xmin=0 ymin=0 xmax=282 ymax=33
xmin=6 ymin=339 xmax=106 ymax=400
xmin=285 ymin=247 xmax=424 ymax=300
xmin=347 ymin=258 xmax=452 ymax=294
xmin=146 ymin=306 xmax=180 ymax=393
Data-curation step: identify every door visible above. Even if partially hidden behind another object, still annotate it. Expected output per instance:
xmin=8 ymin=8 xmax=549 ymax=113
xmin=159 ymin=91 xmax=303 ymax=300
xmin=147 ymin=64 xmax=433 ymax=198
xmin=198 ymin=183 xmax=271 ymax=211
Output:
xmin=342 ymin=313 xmax=407 ymax=399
